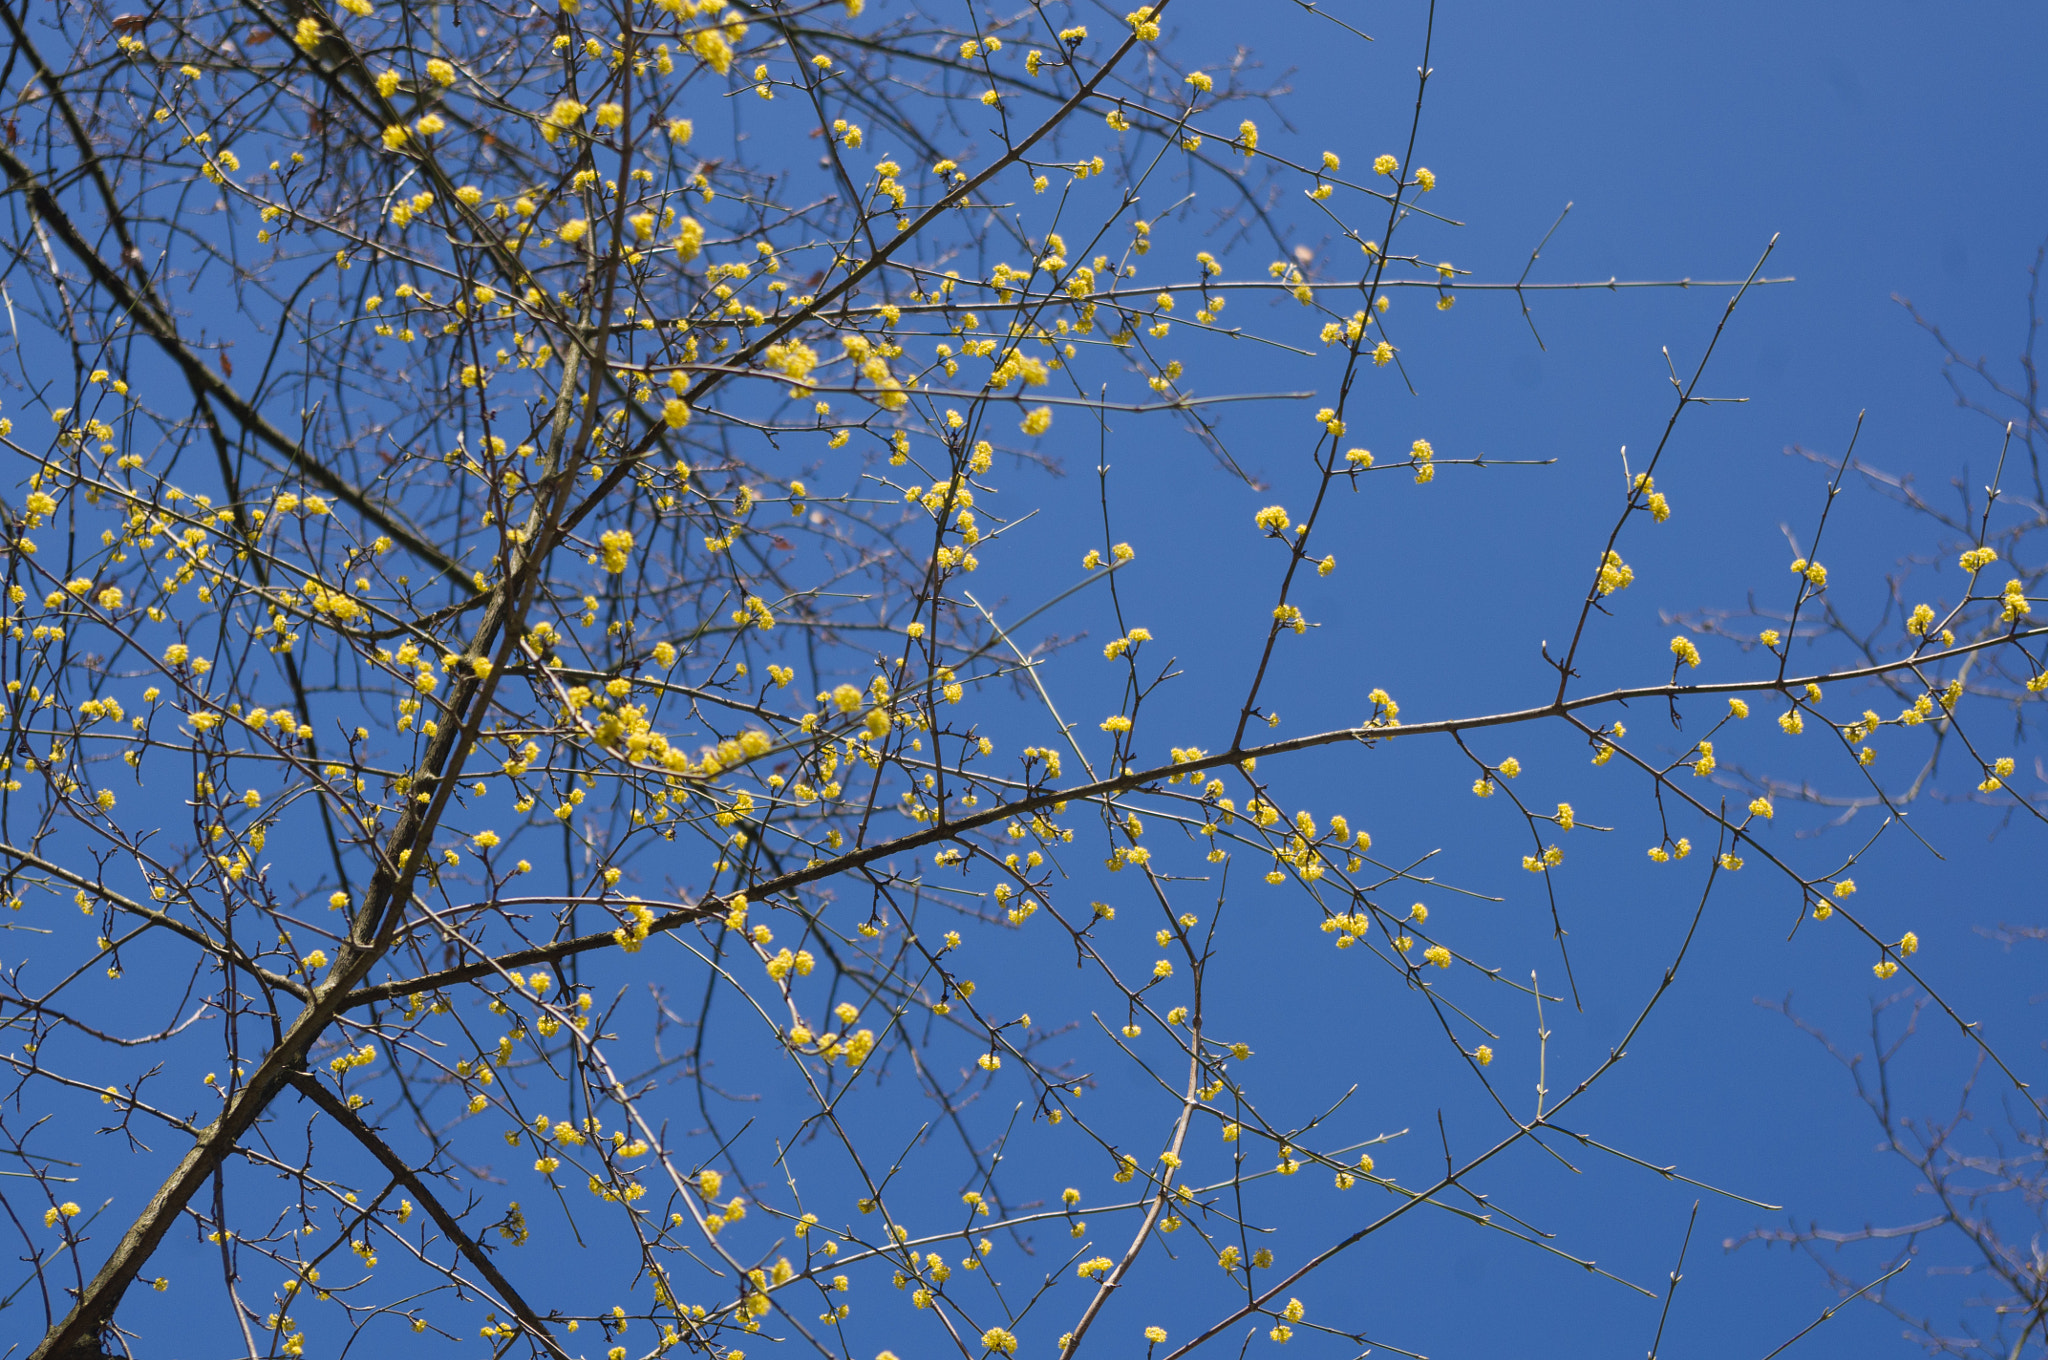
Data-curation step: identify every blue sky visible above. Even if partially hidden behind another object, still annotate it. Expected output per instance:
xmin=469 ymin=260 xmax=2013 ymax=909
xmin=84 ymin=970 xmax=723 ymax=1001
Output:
xmin=952 ymin=0 xmax=2048 ymax=1353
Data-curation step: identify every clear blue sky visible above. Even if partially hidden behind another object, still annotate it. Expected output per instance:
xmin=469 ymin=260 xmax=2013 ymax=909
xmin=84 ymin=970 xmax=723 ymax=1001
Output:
xmin=971 ymin=0 xmax=2048 ymax=1353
